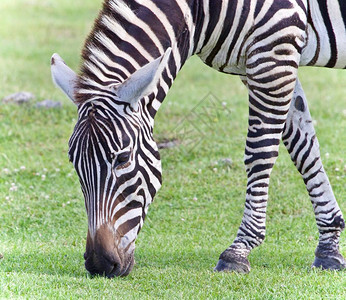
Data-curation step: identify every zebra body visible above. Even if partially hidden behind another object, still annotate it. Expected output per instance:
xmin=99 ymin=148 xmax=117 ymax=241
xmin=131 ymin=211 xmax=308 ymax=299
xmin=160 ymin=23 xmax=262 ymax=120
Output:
xmin=51 ymin=0 xmax=345 ymax=277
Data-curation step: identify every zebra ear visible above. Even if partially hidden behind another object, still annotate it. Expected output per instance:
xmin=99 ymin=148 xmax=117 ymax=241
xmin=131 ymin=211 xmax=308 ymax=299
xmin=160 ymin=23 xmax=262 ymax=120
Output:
xmin=115 ymin=47 xmax=172 ymax=110
xmin=51 ymin=53 xmax=78 ymax=103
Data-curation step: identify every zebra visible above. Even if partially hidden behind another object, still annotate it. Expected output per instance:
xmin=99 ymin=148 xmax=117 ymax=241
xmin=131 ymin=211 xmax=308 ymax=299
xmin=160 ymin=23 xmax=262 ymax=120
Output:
xmin=51 ymin=0 xmax=345 ymax=277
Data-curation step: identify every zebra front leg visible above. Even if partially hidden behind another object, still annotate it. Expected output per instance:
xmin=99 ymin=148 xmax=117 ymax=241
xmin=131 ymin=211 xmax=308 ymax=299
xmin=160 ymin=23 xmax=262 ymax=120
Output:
xmin=215 ymin=71 xmax=297 ymax=273
xmin=282 ymin=79 xmax=345 ymax=270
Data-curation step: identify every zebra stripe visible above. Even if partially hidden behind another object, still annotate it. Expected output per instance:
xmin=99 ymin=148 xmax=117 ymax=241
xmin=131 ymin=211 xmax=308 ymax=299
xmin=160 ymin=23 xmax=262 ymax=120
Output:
xmin=302 ymin=0 xmax=346 ymax=67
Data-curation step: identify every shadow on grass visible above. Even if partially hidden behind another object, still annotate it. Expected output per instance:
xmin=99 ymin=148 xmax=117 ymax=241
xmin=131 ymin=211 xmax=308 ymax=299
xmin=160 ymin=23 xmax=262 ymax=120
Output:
xmin=0 ymin=244 xmax=320 ymax=279
xmin=0 ymin=248 xmax=219 ymax=278
xmin=134 ymin=245 xmax=316 ymax=274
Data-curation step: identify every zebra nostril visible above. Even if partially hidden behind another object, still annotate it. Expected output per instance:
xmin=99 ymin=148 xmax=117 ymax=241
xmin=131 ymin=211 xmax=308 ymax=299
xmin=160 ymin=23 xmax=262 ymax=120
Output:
xmin=91 ymin=253 xmax=121 ymax=277
xmin=106 ymin=263 xmax=121 ymax=278
xmin=104 ymin=256 xmax=122 ymax=276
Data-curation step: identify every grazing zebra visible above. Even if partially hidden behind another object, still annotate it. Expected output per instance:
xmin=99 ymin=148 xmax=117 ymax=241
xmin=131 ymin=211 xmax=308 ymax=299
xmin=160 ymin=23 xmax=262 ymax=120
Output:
xmin=51 ymin=0 xmax=345 ymax=277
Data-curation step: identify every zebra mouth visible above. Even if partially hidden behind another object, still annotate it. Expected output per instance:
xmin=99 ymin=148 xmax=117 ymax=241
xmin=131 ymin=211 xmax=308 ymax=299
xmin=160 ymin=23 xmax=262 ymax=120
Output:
xmin=111 ymin=255 xmax=135 ymax=278
xmin=84 ymin=224 xmax=137 ymax=278
xmin=105 ymin=252 xmax=135 ymax=278
xmin=84 ymin=250 xmax=134 ymax=278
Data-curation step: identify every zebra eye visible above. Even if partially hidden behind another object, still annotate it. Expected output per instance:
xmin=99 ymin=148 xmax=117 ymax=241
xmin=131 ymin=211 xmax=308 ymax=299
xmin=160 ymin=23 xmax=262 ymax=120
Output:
xmin=114 ymin=151 xmax=131 ymax=169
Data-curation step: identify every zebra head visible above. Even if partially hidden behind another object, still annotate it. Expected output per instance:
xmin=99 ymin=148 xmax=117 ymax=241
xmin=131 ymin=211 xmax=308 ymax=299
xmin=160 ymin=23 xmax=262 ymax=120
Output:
xmin=51 ymin=49 xmax=171 ymax=277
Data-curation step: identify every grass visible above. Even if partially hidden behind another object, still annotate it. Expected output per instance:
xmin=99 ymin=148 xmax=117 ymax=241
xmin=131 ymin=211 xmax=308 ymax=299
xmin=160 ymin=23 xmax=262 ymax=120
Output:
xmin=0 ymin=0 xmax=345 ymax=299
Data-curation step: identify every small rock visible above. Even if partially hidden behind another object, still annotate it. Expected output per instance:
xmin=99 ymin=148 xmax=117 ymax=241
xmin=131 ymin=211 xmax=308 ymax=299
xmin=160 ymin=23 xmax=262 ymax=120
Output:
xmin=35 ymin=99 xmax=62 ymax=109
xmin=219 ymin=158 xmax=233 ymax=167
xmin=2 ymin=92 xmax=35 ymax=104
xmin=157 ymin=139 xmax=179 ymax=149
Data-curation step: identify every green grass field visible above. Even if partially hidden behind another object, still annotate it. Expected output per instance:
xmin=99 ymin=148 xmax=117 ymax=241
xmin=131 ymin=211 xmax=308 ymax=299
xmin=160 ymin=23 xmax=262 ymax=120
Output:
xmin=0 ymin=0 xmax=345 ymax=298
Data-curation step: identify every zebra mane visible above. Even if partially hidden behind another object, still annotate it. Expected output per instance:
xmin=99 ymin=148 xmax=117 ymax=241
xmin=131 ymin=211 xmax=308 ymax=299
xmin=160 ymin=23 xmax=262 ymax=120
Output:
xmin=75 ymin=0 xmax=139 ymax=104
xmin=108 ymin=0 xmax=136 ymax=22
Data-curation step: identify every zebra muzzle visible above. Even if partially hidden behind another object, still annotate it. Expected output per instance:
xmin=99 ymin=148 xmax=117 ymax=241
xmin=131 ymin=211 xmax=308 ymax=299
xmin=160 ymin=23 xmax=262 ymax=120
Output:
xmin=84 ymin=225 xmax=135 ymax=277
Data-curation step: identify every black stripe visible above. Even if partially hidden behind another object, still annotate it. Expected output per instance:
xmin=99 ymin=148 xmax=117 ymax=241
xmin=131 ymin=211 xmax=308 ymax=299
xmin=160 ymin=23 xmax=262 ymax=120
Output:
xmin=246 ymin=138 xmax=280 ymax=149
xmin=205 ymin=0 xmax=238 ymax=66
xmin=287 ymin=128 xmax=301 ymax=154
xmin=282 ymin=120 xmax=293 ymax=141
xmin=244 ymin=149 xmax=278 ymax=165
xmin=101 ymin=26 xmax=149 ymax=66
xmin=191 ymin=0 xmax=205 ymax=53
xmin=316 ymin=0 xmax=338 ymax=67
xmin=247 ymin=163 xmax=274 ymax=178
xmin=339 ymin=0 xmax=346 ymax=26
xmin=254 ymin=0 xmax=265 ymax=18
xmin=248 ymin=13 xmax=306 ymax=55
xmin=153 ymin=0 xmax=186 ymax=37
xmin=306 ymin=9 xmax=320 ymax=66
xmin=117 ymin=216 xmax=141 ymax=236
xmin=124 ymin=1 xmax=170 ymax=54
xmin=221 ymin=0 xmax=251 ymax=71
xmin=247 ymin=174 xmax=270 ymax=186
xmin=292 ymin=132 xmax=308 ymax=162
xmin=199 ymin=1 xmax=222 ymax=51
xmin=299 ymin=135 xmax=316 ymax=174
xmin=255 ymin=0 xmax=293 ymax=29
xmin=303 ymin=167 xmax=322 ymax=185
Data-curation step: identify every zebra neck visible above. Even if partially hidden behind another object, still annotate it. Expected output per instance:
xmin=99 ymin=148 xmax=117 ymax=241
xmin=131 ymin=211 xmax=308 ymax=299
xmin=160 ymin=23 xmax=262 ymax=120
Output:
xmin=75 ymin=0 xmax=198 ymax=117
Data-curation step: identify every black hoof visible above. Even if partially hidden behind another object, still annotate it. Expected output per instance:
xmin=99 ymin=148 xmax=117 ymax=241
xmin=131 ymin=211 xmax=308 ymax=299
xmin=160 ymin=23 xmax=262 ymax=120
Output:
xmin=214 ymin=248 xmax=251 ymax=273
xmin=214 ymin=258 xmax=250 ymax=273
xmin=312 ymin=242 xmax=346 ymax=271
xmin=312 ymin=255 xmax=346 ymax=271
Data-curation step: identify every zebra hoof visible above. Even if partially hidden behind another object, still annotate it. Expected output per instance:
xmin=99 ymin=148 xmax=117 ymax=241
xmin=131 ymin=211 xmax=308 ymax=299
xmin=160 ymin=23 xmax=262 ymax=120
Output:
xmin=214 ymin=258 xmax=251 ymax=273
xmin=312 ymin=243 xmax=346 ymax=271
xmin=312 ymin=254 xmax=346 ymax=271
xmin=214 ymin=249 xmax=251 ymax=273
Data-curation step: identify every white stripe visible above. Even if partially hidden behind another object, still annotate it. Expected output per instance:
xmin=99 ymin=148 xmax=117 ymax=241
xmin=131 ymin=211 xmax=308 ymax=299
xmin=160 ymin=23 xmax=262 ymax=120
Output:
xmin=114 ymin=207 xmax=142 ymax=229
xmin=110 ymin=0 xmax=164 ymax=53
xmin=88 ymin=45 xmax=131 ymax=79
xmin=328 ymin=1 xmax=346 ymax=67
xmin=101 ymin=15 xmax=155 ymax=61
xmin=96 ymin=32 xmax=141 ymax=69
xmin=195 ymin=0 xmax=210 ymax=53
xmin=199 ymin=0 xmax=229 ymax=56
